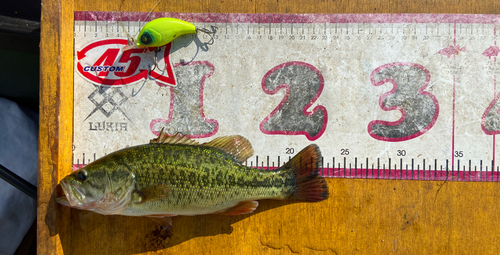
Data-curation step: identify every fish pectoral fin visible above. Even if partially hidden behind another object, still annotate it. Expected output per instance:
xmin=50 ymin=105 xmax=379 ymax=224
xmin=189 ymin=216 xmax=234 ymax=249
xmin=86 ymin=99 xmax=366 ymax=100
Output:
xmin=133 ymin=183 xmax=173 ymax=204
xmin=203 ymin=136 xmax=254 ymax=163
xmin=216 ymin=201 xmax=259 ymax=215
xmin=146 ymin=215 xmax=175 ymax=229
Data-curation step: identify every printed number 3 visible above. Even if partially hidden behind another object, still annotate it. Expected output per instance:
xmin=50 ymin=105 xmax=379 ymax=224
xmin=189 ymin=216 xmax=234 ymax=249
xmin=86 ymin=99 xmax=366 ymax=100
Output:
xmin=368 ymin=62 xmax=439 ymax=142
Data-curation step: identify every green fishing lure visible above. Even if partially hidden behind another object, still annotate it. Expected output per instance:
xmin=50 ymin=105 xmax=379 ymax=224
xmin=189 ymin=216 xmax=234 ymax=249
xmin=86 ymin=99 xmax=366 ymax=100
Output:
xmin=136 ymin=17 xmax=211 ymax=48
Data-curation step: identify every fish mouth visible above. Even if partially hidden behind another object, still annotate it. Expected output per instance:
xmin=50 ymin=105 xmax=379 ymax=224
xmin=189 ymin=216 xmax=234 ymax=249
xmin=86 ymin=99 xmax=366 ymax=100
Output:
xmin=57 ymin=179 xmax=86 ymax=208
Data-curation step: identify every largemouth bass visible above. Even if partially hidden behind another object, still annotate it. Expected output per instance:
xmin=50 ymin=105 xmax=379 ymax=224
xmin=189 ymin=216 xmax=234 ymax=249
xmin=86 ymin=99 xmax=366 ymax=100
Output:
xmin=57 ymin=130 xmax=329 ymax=227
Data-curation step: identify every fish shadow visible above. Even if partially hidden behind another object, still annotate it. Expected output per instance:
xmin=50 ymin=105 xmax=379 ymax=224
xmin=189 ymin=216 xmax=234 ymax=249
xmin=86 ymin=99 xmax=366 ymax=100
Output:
xmin=45 ymin=186 xmax=302 ymax=254
xmin=164 ymin=199 xmax=303 ymax=250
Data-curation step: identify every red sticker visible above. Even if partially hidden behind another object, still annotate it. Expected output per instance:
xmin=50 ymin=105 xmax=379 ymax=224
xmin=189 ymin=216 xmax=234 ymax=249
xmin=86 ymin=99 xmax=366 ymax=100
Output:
xmin=76 ymin=38 xmax=176 ymax=86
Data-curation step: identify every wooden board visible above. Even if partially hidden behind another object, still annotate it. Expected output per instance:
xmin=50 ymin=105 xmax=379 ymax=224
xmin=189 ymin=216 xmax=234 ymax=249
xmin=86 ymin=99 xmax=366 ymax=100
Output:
xmin=38 ymin=1 xmax=500 ymax=254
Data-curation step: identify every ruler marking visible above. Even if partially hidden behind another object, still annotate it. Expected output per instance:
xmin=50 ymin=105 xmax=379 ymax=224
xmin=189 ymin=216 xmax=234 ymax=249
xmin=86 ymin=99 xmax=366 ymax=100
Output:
xmin=492 ymin=160 xmax=495 ymax=181
xmin=468 ymin=160 xmax=471 ymax=181
xmin=423 ymin=159 xmax=426 ymax=180
xmin=376 ymin=158 xmax=379 ymax=179
xmin=493 ymin=24 xmax=497 ymax=178
xmin=332 ymin=157 xmax=335 ymax=177
xmin=388 ymin=158 xmax=391 ymax=179
xmin=399 ymin=158 xmax=403 ymax=180
xmin=429 ymin=165 xmax=432 ymax=181
xmin=354 ymin=157 xmax=358 ymax=178
xmin=366 ymin=158 xmax=369 ymax=179
xmin=343 ymin=157 xmax=346 ymax=178
xmin=411 ymin=158 xmax=414 ymax=180
xmin=480 ymin=160 xmax=483 ymax=181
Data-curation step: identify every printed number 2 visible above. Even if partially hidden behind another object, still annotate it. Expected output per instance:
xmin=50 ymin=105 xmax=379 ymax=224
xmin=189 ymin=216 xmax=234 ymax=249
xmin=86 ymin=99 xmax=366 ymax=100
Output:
xmin=259 ymin=61 xmax=328 ymax=141
xmin=368 ymin=62 xmax=439 ymax=142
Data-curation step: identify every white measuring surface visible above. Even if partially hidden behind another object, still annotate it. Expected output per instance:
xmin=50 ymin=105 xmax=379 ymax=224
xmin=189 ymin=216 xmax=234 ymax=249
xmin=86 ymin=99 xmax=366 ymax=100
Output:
xmin=73 ymin=11 xmax=500 ymax=181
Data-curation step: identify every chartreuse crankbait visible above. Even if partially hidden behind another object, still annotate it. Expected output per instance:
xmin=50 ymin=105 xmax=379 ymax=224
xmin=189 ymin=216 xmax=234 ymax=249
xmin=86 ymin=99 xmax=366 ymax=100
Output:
xmin=136 ymin=17 xmax=213 ymax=48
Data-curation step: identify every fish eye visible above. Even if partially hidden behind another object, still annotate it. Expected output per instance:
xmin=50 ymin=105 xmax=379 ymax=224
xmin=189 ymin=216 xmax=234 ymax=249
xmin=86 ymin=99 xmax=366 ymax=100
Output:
xmin=140 ymin=32 xmax=152 ymax=45
xmin=76 ymin=169 xmax=87 ymax=181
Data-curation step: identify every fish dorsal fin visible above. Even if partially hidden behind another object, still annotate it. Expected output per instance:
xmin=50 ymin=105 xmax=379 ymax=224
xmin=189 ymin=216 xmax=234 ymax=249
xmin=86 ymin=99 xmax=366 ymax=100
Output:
xmin=203 ymin=135 xmax=254 ymax=163
xmin=150 ymin=128 xmax=199 ymax=146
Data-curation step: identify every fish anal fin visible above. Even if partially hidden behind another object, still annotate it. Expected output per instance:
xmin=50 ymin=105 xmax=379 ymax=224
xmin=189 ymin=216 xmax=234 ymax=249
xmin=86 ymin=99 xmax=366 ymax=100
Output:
xmin=150 ymin=127 xmax=199 ymax=146
xmin=146 ymin=215 xmax=174 ymax=229
xmin=204 ymin=136 xmax=254 ymax=163
xmin=217 ymin=201 xmax=259 ymax=215
xmin=133 ymin=183 xmax=172 ymax=204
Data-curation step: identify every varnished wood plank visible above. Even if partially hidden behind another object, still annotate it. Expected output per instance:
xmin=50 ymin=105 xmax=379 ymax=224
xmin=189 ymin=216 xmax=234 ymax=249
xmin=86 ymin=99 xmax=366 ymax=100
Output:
xmin=39 ymin=0 xmax=500 ymax=254
xmin=38 ymin=0 xmax=74 ymax=254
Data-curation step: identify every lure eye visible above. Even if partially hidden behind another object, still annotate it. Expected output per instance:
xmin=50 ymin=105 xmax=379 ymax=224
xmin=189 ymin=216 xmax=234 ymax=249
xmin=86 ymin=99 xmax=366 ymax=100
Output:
xmin=76 ymin=169 xmax=87 ymax=181
xmin=140 ymin=32 xmax=153 ymax=45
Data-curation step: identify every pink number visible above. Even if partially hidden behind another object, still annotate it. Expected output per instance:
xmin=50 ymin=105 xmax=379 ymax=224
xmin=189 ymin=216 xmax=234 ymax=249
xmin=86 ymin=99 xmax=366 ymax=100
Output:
xmin=368 ymin=62 xmax=439 ymax=141
xmin=92 ymin=48 xmax=119 ymax=77
xmin=481 ymin=93 xmax=500 ymax=135
xmin=114 ymin=49 xmax=145 ymax=77
xmin=150 ymin=61 xmax=218 ymax=138
xmin=260 ymin=61 xmax=327 ymax=141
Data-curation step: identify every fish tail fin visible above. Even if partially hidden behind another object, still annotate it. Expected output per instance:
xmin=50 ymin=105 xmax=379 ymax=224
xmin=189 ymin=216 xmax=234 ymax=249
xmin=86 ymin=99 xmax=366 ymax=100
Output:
xmin=284 ymin=144 xmax=329 ymax=202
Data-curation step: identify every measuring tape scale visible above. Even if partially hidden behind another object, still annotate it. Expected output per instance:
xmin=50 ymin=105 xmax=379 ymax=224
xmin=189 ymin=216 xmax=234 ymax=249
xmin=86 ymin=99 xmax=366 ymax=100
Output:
xmin=72 ymin=12 xmax=500 ymax=182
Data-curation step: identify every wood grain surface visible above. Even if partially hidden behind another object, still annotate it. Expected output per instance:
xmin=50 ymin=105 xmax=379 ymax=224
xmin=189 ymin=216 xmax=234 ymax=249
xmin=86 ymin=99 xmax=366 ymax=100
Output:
xmin=39 ymin=0 xmax=500 ymax=254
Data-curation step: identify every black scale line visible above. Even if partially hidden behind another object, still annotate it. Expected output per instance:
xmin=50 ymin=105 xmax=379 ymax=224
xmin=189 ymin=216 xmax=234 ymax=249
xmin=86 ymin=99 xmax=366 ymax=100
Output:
xmin=446 ymin=160 xmax=449 ymax=181
xmin=354 ymin=157 xmax=357 ymax=178
xmin=435 ymin=159 xmax=438 ymax=181
xmin=332 ymin=157 xmax=335 ymax=177
xmin=377 ymin=158 xmax=380 ymax=179
xmin=423 ymin=159 xmax=426 ymax=180
xmin=480 ymin=160 xmax=483 ymax=181
xmin=400 ymin=158 xmax=403 ymax=180
xmin=411 ymin=159 xmax=414 ymax=180
xmin=366 ymin=158 xmax=369 ymax=179
xmin=343 ymin=157 xmax=346 ymax=178
xmin=388 ymin=158 xmax=391 ymax=179
xmin=467 ymin=159 xmax=472 ymax=181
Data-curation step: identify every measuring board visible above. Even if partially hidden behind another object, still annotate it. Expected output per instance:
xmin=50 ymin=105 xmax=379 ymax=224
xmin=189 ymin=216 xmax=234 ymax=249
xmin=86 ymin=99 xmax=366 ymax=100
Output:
xmin=73 ymin=11 xmax=500 ymax=182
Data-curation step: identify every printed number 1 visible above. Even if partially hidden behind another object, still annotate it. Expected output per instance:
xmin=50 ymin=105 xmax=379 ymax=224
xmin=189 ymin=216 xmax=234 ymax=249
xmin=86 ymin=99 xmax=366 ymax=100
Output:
xmin=150 ymin=61 xmax=218 ymax=138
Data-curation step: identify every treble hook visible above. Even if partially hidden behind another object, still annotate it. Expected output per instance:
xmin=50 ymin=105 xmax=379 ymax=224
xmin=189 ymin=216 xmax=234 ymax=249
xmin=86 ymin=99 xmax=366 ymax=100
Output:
xmin=196 ymin=26 xmax=217 ymax=45
xmin=151 ymin=47 xmax=161 ymax=72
